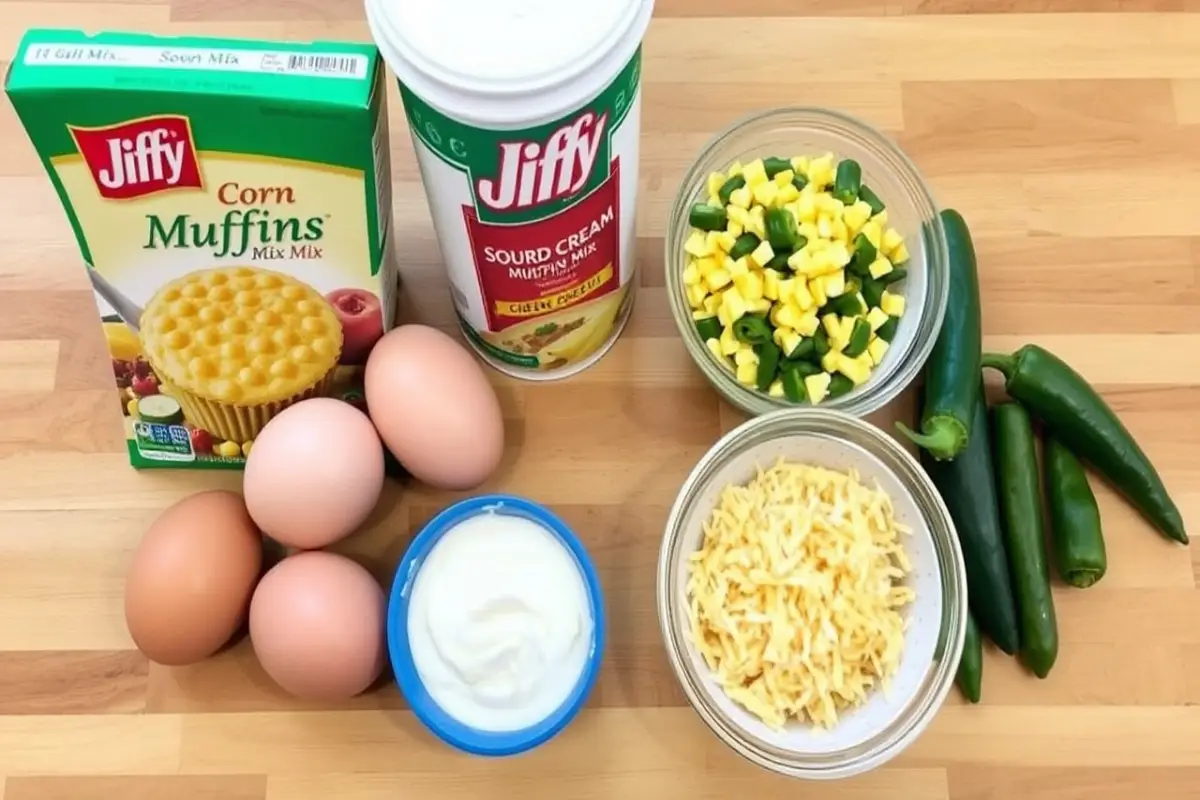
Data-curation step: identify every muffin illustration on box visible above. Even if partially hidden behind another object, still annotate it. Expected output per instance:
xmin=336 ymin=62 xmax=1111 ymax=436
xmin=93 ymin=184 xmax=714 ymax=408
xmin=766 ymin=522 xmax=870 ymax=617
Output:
xmin=139 ymin=266 xmax=344 ymax=443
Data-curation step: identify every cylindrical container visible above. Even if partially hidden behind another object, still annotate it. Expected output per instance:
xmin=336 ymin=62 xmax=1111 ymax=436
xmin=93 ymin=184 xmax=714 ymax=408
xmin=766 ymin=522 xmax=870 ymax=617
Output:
xmin=387 ymin=494 xmax=606 ymax=756
xmin=666 ymin=108 xmax=949 ymax=418
xmin=365 ymin=0 xmax=655 ymax=381
xmin=657 ymin=408 xmax=966 ymax=779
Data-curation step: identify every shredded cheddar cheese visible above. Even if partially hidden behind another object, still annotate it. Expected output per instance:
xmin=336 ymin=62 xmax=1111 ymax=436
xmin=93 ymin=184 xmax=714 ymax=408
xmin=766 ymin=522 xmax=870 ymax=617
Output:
xmin=685 ymin=459 xmax=915 ymax=730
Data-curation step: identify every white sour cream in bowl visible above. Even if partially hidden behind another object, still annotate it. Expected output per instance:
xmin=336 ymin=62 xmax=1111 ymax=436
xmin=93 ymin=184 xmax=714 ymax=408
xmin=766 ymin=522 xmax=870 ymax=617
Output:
xmin=388 ymin=494 xmax=606 ymax=755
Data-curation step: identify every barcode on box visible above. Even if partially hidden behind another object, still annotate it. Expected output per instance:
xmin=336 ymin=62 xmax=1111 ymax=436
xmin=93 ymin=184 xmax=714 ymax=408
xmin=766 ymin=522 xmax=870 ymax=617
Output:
xmin=284 ymin=54 xmax=366 ymax=78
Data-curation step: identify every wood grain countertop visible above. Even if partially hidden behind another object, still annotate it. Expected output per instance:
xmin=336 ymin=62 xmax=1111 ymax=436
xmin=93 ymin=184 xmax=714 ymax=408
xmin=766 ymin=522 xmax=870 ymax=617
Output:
xmin=2 ymin=1 xmax=1200 ymax=799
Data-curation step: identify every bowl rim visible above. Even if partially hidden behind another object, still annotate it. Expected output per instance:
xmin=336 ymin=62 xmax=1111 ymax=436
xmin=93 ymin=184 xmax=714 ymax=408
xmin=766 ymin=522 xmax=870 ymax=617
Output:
xmin=656 ymin=407 xmax=967 ymax=779
xmin=664 ymin=105 xmax=950 ymax=419
xmin=387 ymin=493 xmax=607 ymax=757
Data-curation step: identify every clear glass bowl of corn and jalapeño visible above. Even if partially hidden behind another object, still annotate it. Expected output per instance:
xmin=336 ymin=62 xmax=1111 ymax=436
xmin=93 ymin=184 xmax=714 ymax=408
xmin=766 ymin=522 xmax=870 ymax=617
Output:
xmin=665 ymin=107 xmax=949 ymax=418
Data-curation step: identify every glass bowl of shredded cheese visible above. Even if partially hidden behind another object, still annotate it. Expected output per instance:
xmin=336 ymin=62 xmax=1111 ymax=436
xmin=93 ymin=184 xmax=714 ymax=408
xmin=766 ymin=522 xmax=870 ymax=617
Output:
xmin=656 ymin=407 xmax=966 ymax=780
xmin=665 ymin=107 xmax=949 ymax=418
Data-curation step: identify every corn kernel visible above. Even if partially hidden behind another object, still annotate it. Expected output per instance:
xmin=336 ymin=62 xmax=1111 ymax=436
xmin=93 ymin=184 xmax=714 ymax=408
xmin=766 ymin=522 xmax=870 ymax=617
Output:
xmin=768 ymin=379 xmax=785 ymax=398
xmin=840 ymin=353 xmax=874 ymax=385
xmin=779 ymin=329 xmax=802 ymax=358
xmin=872 ymin=210 xmax=889 ymax=227
xmin=736 ymin=361 xmax=758 ymax=386
xmin=682 ymin=261 xmax=700 ymax=286
xmin=747 ymin=297 xmax=772 ymax=314
xmin=727 ymin=220 xmax=744 ymax=237
xmin=692 ymin=309 xmax=716 ymax=321
xmin=775 ymin=302 xmax=804 ymax=330
xmin=777 ymin=183 xmax=801 ymax=204
xmin=831 ymin=218 xmax=849 ymax=244
xmin=881 ymin=227 xmax=904 ymax=257
xmin=684 ymin=230 xmax=710 ymax=257
xmin=752 ymin=181 xmax=779 ymax=208
xmin=729 ymin=186 xmax=753 ymax=210
xmin=808 ymin=278 xmax=827 ymax=307
xmin=777 ymin=278 xmax=796 ymax=305
xmin=822 ymin=270 xmax=846 ymax=299
xmin=728 ymin=257 xmax=750 ymax=278
xmin=860 ymin=220 xmax=882 ymax=249
xmin=717 ymin=305 xmax=730 ymax=327
xmin=866 ymin=306 xmax=890 ymax=331
xmin=890 ymin=242 xmax=910 ymax=264
xmin=706 ymin=171 xmax=726 ymax=197
xmin=817 ymin=215 xmax=833 ymax=240
xmin=867 ymin=336 xmax=889 ymax=365
xmin=880 ymin=291 xmax=906 ymax=317
xmin=702 ymin=294 xmax=720 ymax=315
xmin=727 ymin=206 xmax=750 ymax=227
xmin=791 ymin=155 xmax=810 ymax=174
xmin=796 ymin=193 xmax=818 ymax=223
xmin=750 ymin=240 xmax=775 ymax=268
xmin=706 ymin=268 xmax=732 ymax=292
xmin=722 ymin=287 xmax=749 ymax=323
xmin=716 ymin=232 xmax=736 ymax=253
xmin=805 ymin=372 xmax=832 ymax=405
xmin=868 ymin=256 xmax=893 ymax=279
xmin=695 ymin=257 xmax=719 ymax=277
xmin=763 ymin=269 xmax=781 ymax=301
xmin=727 ymin=160 xmax=743 ymax=177
xmin=807 ymin=154 xmax=835 ymax=188
xmin=826 ymin=242 xmax=852 ymax=268
xmin=734 ymin=270 xmax=764 ymax=301
xmin=706 ymin=337 xmax=723 ymax=360
xmin=734 ymin=345 xmax=758 ymax=367
xmin=842 ymin=200 xmax=873 ymax=235
xmin=686 ymin=283 xmax=708 ymax=309
xmin=822 ymin=313 xmax=841 ymax=339
xmin=791 ymin=279 xmax=815 ymax=310
xmin=773 ymin=168 xmax=795 ymax=187
xmin=821 ymin=349 xmax=841 ymax=374
xmin=747 ymin=206 xmax=766 ymax=238
xmin=705 ymin=231 xmax=723 ymax=253
xmin=794 ymin=311 xmax=820 ymax=336
xmin=720 ymin=325 xmax=739 ymax=356
xmin=837 ymin=316 xmax=856 ymax=347
xmin=742 ymin=158 xmax=768 ymax=187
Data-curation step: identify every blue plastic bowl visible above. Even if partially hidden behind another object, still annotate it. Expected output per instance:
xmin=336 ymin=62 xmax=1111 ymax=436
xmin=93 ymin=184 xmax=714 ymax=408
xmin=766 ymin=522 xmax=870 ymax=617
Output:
xmin=387 ymin=493 xmax=606 ymax=757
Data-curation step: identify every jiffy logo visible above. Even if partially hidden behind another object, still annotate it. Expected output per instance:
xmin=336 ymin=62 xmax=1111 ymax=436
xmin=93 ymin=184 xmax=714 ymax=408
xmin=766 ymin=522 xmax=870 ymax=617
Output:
xmin=68 ymin=115 xmax=203 ymax=200
xmin=475 ymin=111 xmax=608 ymax=213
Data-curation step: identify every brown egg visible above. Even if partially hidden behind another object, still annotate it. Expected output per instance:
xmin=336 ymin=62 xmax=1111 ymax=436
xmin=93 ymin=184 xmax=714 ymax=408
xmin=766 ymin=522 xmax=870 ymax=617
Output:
xmin=364 ymin=324 xmax=504 ymax=490
xmin=249 ymin=551 xmax=385 ymax=700
xmin=124 ymin=490 xmax=263 ymax=666
xmin=243 ymin=398 xmax=384 ymax=550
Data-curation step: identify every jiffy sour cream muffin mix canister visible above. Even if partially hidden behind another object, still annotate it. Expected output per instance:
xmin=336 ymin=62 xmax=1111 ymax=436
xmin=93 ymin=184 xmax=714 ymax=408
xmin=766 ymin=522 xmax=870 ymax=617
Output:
xmin=6 ymin=29 xmax=396 ymax=469
xmin=366 ymin=0 xmax=655 ymax=379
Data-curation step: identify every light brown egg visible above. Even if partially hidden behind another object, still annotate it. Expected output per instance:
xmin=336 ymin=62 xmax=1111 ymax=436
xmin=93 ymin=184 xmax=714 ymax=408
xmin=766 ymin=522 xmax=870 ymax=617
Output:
xmin=364 ymin=324 xmax=504 ymax=490
xmin=249 ymin=551 xmax=385 ymax=700
xmin=243 ymin=398 xmax=385 ymax=550
xmin=124 ymin=490 xmax=263 ymax=666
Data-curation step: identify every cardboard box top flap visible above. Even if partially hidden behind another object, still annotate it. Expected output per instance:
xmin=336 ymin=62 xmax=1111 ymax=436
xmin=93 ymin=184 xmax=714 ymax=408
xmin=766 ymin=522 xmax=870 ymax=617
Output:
xmin=6 ymin=29 xmax=380 ymax=108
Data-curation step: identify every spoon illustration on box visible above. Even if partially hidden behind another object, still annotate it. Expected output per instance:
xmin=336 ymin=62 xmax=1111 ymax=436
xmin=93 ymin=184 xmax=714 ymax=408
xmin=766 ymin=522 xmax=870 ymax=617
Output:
xmin=88 ymin=265 xmax=144 ymax=331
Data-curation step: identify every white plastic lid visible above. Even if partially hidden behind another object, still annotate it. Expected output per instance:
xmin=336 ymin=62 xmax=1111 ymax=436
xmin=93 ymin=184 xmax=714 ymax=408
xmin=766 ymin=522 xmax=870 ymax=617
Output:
xmin=365 ymin=0 xmax=654 ymax=126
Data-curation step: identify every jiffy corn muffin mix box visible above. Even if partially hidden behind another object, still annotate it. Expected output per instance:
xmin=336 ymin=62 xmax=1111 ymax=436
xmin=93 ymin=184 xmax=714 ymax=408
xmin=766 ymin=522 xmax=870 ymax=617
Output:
xmin=6 ymin=29 xmax=396 ymax=469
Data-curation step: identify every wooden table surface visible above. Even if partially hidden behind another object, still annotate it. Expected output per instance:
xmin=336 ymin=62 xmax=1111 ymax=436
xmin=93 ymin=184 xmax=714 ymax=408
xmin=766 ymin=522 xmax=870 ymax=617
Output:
xmin=3 ymin=1 xmax=1200 ymax=798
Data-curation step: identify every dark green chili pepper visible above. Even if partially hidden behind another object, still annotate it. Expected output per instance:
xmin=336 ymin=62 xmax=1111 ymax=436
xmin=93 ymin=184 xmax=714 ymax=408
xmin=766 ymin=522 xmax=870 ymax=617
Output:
xmin=764 ymin=252 xmax=792 ymax=272
xmin=879 ymin=267 xmax=908 ymax=286
xmin=694 ymin=316 xmax=721 ymax=342
xmin=763 ymin=156 xmax=792 ymax=178
xmin=983 ymin=344 xmax=1187 ymax=545
xmin=765 ymin=208 xmax=799 ymax=251
xmin=781 ymin=368 xmax=807 ymax=402
xmin=755 ymin=341 xmax=781 ymax=391
xmin=828 ymin=373 xmax=854 ymax=398
xmin=859 ymin=184 xmax=885 ymax=216
xmin=1044 ymin=435 xmax=1107 ymax=588
xmin=688 ymin=203 xmax=726 ymax=232
xmin=876 ymin=316 xmax=899 ymax=342
xmin=992 ymin=402 xmax=1059 ymax=679
xmin=717 ymin=175 xmax=746 ymax=206
xmin=732 ymin=315 xmax=772 ymax=346
xmin=841 ymin=318 xmax=872 ymax=358
xmin=833 ymin=159 xmax=862 ymax=205
xmin=728 ymin=233 xmax=760 ymax=261
xmin=784 ymin=337 xmax=814 ymax=361
xmin=956 ymin=612 xmax=983 ymax=703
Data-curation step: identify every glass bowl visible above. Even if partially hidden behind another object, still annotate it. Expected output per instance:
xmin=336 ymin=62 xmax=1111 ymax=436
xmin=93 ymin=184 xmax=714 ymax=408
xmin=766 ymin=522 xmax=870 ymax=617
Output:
xmin=656 ymin=408 xmax=966 ymax=779
xmin=665 ymin=107 xmax=948 ymax=418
